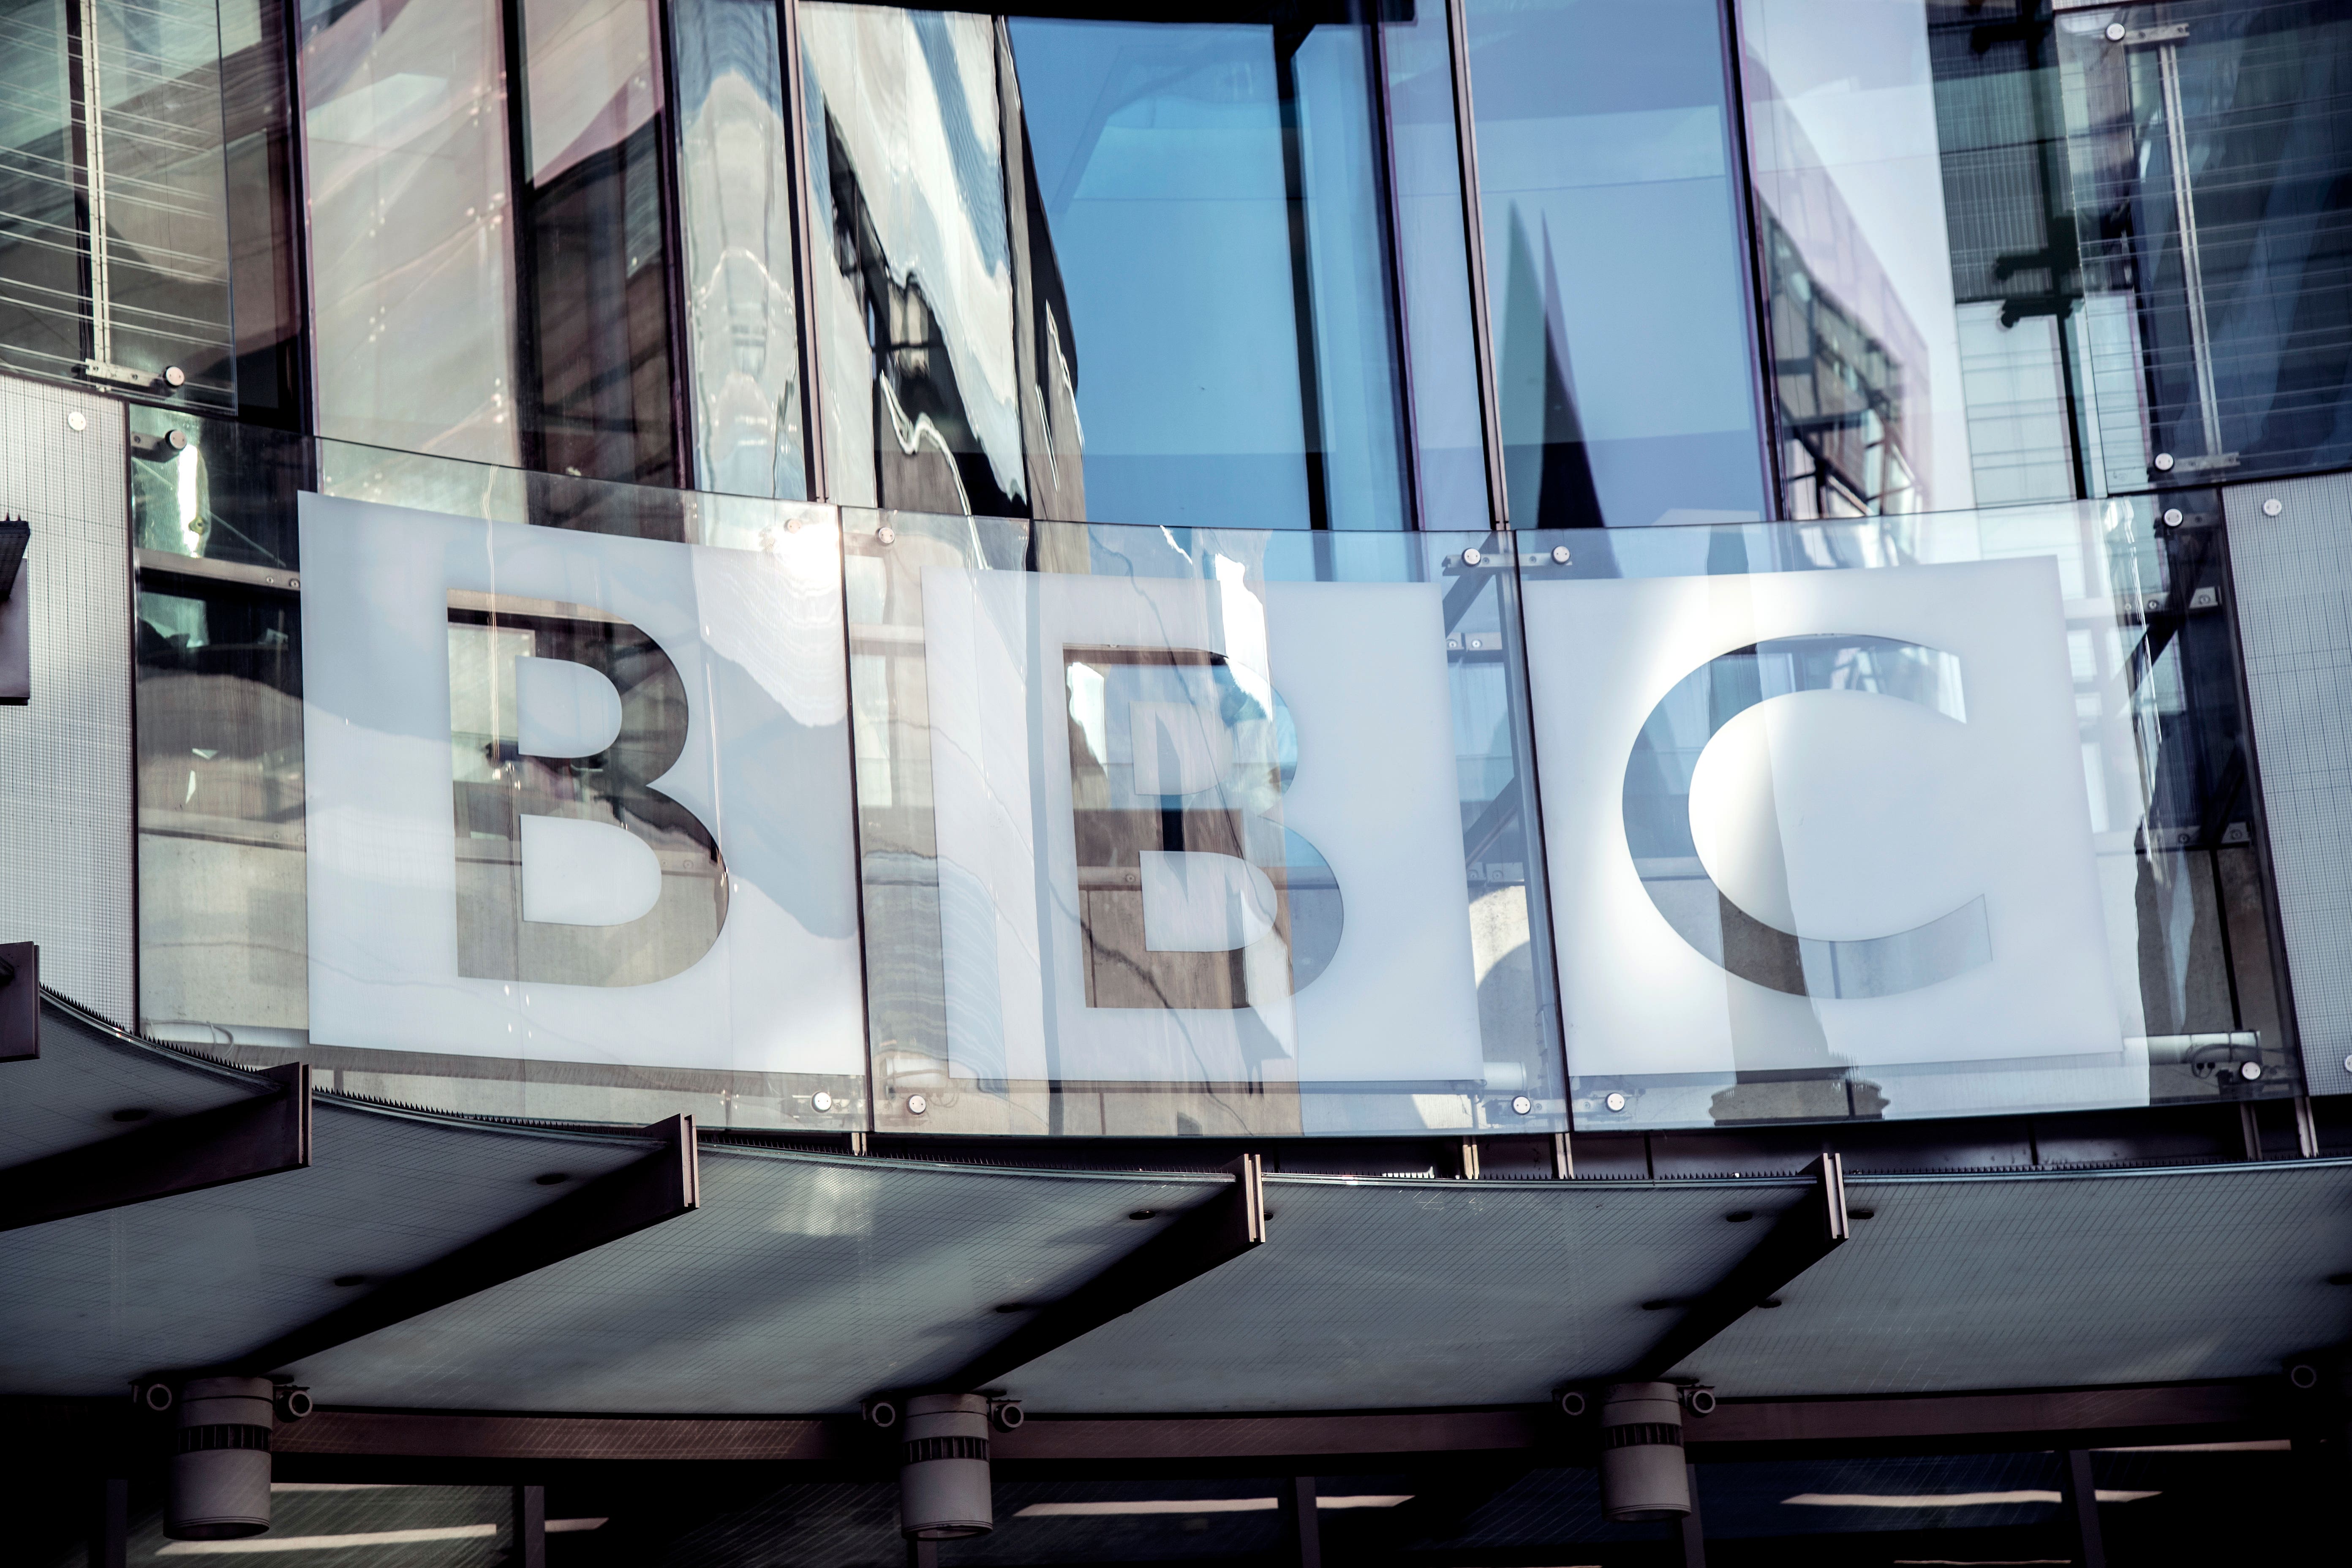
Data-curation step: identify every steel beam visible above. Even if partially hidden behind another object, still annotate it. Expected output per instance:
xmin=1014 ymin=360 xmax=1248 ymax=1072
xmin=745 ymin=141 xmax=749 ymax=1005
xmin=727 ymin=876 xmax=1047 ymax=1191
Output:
xmin=1628 ymin=1152 xmax=1848 ymax=1380
xmin=925 ymin=1153 xmax=1266 ymax=1395
xmin=260 ymin=1381 xmax=2273 ymax=1467
xmin=0 ymin=1062 xmax=309 ymax=1230
xmin=0 ymin=943 xmax=35 ymax=1061
xmin=222 ymin=1116 xmax=700 ymax=1377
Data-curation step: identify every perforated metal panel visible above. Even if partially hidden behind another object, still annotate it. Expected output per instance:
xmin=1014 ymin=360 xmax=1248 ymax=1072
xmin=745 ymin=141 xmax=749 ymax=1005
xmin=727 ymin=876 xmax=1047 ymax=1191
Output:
xmin=2224 ymin=475 xmax=2352 ymax=1094
xmin=1684 ymin=1162 xmax=2352 ymax=1395
xmin=0 ymin=1099 xmax=661 ymax=1395
xmin=0 ymin=372 xmax=133 ymax=1021
xmin=292 ymin=1153 xmax=1228 ymax=1413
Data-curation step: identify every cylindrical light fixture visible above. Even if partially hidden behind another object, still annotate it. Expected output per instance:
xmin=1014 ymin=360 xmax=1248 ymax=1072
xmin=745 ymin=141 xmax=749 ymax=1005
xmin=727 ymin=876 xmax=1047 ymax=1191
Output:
xmin=167 ymin=1376 xmax=274 ymax=1540
xmin=896 ymin=1393 xmax=993 ymax=1539
xmin=1597 ymin=1381 xmax=1690 ymax=1521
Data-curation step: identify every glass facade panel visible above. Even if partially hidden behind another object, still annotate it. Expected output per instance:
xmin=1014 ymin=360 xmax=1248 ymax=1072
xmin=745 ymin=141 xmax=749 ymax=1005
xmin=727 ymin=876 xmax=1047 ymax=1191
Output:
xmin=0 ymin=0 xmax=238 ymax=405
xmin=129 ymin=420 xmax=866 ymax=1127
xmin=844 ymin=510 xmax=1559 ymax=1136
xmin=671 ymin=0 xmax=807 ymax=499
xmin=299 ymin=0 xmax=524 ymax=464
xmin=1464 ymin=0 xmax=1767 ymax=528
xmin=0 ymin=0 xmax=81 ymax=383
xmin=2059 ymin=1 xmax=2352 ymax=491
xmin=1524 ymin=499 xmax=2291 ymax=1129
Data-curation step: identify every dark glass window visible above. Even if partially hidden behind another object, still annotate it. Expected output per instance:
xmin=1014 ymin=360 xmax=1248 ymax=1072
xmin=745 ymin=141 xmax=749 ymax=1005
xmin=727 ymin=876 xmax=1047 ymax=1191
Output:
xmin=514 ymin=0 xmax=685 ymax=485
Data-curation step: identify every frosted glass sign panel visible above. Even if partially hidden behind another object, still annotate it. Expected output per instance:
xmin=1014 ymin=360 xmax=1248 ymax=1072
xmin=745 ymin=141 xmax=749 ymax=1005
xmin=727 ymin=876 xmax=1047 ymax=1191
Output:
xmin=846 ymin=514 xmax=1561 ymax=1137
xmin=295 ymin=489 xmax=865 ymax=1116
xmin=1523 ymin=503 xmax=2292 ymax=1127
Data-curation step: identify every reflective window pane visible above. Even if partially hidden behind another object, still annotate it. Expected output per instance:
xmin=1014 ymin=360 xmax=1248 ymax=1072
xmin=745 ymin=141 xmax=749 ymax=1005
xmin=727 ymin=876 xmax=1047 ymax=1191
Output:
xmin=1465 ymin=0 xmax=1767 ymax=528
xmin=1382 ymin=0 xmax=1491 ymax=529
xmin=671 ymin=0 xmax=808 ymax=498
xmin=300 ymin=0 xmax=524 ymax=464
xmin=845 ymin=509 xmax=1559 ymax=1136
xmin=1007 ymin=15 xmax=1411 ymax=529
xmin=220 ymin=0 xmax=306 ymax=424
xmin=799 ymin=3 xmax=1415 ymax=531
xmin=517 ymin=0 xmax=683 ymax=483
xmin=2060 ymin=1 xmax=2352 ymax=491
xmin=1524 ymin=500 xmax=2291 ymax=1129
xmin=0 ymin=0 xmax=237 ymax=406
xmin=1742 ymin=0 xmax=2081 ymax=517
xmin=800 ymin=2 xmax=1026 ymax=515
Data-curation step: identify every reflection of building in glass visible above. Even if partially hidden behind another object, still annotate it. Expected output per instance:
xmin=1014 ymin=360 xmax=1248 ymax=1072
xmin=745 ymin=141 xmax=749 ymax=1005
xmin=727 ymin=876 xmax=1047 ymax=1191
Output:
xmin=1763 ymin=212 xmax=1919 ymax=519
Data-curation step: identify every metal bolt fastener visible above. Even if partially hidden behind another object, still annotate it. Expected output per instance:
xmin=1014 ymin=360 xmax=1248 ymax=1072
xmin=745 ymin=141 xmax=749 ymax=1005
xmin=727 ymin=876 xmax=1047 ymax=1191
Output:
xmin=2163 ymin=508 xmax=2183 ymax=527
xmin=162 ymin=366 xmax=186 ymax=388
xmin=2262 ymin=498 xmax=2284 ymax=517
xmin=165 ymin=428 xmax=187 ymax=451
xmin=1551 ymin=545 xmax=1571 ymax=565
xmin=812 ymin=1090 xmax=833 ymax=1112
xmin=906 ymin=1092 xmax=928 ymax=1115
xmin=2239 ymin=1061 xmax=2263 ymax=1081
xmin=1604 ymin=1091 xmax=1628 ymax=1113
xmin=1461 ymin=547 xmax=1482 ymax=567
xmin=66 ymin=411 xmax=86 ymax=431
xmin=2106 ymin=21 xmax=2126 ymax=41
xmin=876 ymin=526 xmax=896 ymax=545
xmin=1512 ymin=1094 xmax=1533 ymax=1116
xmin=2153 ymin=452 xmax=2175 ymax=471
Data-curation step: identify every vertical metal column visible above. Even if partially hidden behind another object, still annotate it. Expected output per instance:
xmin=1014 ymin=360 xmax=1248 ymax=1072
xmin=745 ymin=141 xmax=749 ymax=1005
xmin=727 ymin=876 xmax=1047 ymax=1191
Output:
xmin=513 ymin=1485 xmax=546 ymax=1568
xmin=1278 ymin=1476 xmax=1322 ymax=1568
xmin=2059 ymin=1450 xmax=2107 ymax=1568
xmin=1440 ymin=0 xmax=1507 ymax=528
xmin=1676 ymin=1464 xmax=1707 ymax=1568
xmin=88 ymin=1478 xmax=128 ymax=1568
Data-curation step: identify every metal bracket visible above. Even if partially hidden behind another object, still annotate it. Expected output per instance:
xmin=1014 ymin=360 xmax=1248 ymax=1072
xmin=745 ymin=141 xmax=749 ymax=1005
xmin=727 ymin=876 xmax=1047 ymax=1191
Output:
xmin=0 ymin=943 xmax=34 ymax=1061
xmin=222 ymin=1114 xmax=700 ymax=1376
xmin=922 ymin=1153 xmax=1268 ymax=1395
xmin=0 ymin=1061 xmax=310 ymax=1230
xmin=1626 ymin=1153 xmax=1850 ymax=1381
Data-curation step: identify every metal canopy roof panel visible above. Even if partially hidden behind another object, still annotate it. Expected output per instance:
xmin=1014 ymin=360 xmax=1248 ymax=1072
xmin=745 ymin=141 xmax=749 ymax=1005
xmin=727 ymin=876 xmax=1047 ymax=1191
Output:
xmin=291 ymin=1150 xmax=1230 ymax=1413
xmin=1679 ymin=1162 xmax=2352 ymax=1396
xmin=0 ymin=997 xmax=269 ymax=1167
xmin=1004 ymin=1174 xmax=1813 ymax=1413
xmin=0 ymin=1099 xmax=659 ymax=1395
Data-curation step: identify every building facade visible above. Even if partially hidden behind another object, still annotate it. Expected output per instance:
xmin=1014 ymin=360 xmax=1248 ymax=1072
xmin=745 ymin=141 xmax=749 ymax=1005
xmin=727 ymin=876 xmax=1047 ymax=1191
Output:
xmin=1 ymin=0 xmax=2349 ymax=1563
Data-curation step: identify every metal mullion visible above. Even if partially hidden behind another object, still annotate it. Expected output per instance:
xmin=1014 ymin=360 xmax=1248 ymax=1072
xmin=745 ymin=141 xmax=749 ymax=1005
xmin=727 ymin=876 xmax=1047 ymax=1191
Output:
xmin=1364 ymin=6 xmax=1422 ymax=530
xmin=1274 ymin=26 xmax=1331 ymax=532
xmin=1715 ymin=0 xmax=1783 ymax=520
xmin=651 ymin=0 xmax=695 ymax=488
xmin=499 ymin=0 xmax=545 ymax=475
xmin=1440 ymin=0 xmax=1506 ymax=527
xmin=779 ymin=0 xmax=827 ymax=502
